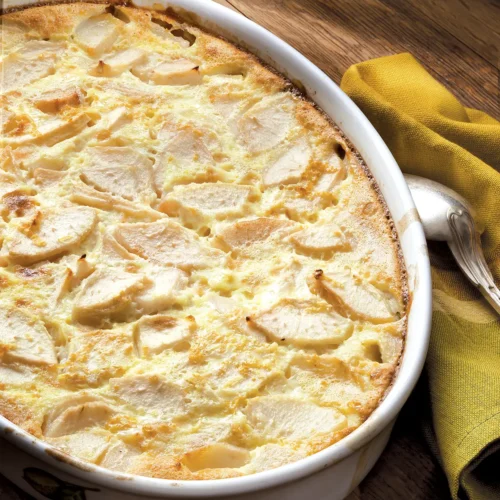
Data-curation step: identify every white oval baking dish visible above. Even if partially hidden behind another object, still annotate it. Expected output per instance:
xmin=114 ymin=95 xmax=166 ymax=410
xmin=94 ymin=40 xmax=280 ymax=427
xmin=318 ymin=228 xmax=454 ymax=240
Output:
xmin=0 ymin=1 xmax=432 ymax=498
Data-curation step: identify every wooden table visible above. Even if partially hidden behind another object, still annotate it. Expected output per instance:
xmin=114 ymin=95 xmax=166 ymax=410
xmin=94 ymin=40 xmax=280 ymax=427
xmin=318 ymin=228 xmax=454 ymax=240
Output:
xmin=2 ymin=1 xmax=498 ymax=499
xmin=216 ymin=0 xmax=499 ymax=120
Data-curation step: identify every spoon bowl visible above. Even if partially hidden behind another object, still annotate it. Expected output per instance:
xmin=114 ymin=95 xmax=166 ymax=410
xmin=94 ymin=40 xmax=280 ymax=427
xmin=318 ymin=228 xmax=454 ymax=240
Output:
xmin=404 ymin=174 xmax=500 ymax=314
xmin=404 ymin=174 xmax=475 ymax=241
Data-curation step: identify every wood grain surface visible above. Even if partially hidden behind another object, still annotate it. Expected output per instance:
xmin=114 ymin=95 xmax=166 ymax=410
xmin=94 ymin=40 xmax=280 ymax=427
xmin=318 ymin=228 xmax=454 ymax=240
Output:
xmin=216 ymin=0 xmax=499 ymax=120
xmin=2 ymin=1 xmax=498 ymax=499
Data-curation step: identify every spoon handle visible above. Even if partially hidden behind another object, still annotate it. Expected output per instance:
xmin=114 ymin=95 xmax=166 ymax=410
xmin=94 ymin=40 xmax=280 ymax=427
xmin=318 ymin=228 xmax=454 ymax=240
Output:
xmin=447 ymin=207 xmax=500 ymax=315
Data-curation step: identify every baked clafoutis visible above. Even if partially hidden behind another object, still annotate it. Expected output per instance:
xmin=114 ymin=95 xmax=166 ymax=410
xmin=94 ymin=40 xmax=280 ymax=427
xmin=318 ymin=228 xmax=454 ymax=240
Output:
xmin=0 ymin=2 xmax=407 ymax=480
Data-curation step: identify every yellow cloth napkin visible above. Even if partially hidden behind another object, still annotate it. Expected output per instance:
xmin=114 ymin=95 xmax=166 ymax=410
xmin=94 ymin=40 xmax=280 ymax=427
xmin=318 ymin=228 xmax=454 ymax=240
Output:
xmin=341 ymin=53 xmax=500 ymax=500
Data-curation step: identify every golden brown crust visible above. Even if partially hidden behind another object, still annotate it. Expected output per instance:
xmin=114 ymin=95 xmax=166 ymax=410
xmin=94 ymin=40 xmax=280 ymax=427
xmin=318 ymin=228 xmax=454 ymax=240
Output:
xmin=129 ymin=452 xmax=244 ymax=480
xmin=0 ymin=393 xmax=42 ymax=437
xmin=2 ymin=3 xmax=107 ymax=36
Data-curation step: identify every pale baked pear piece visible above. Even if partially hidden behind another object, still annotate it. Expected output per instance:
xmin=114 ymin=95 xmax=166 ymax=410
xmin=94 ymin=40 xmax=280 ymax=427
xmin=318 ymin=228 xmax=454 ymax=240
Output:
xmin=315 ymin=152 xmax=348 ymax=192
xmin=0 ymin=307 xmax=56 ymax=366
xmin=154 ymin=122 xmax=217 ymax=192
xmin=32 ymin=168 xmax=68 ymax=188
xmin=6 ymin=206 xmax=97 ymax=266
xmin=214 ymin=218 xmax=297 ymax=252
xmin=291 ymin=223 xmax=350 ymax=254
xmin=43 ymin=394 xmax=115 ymax=437
xmin=34 ymin=86 xmax=86 ymax=113
xmin=133 ymin=267 xmax=188 ymax=315
xmin=311 ymin=268 xmax=403 ymax=323
xmin=249 ymin=298 xmax=353 ymax=347
xmin=52 ymin=254 xmax=96 ymax=303
xmin=0 ymin=41 xmax=64 ymax=93
xmin=45 ymin=404 xmax=116 ymax=439
xmin=134 ymin=315 xmax=195 ymax=356
xmin=262 ymin=138 xmax=311 ymax=187
xmin=132 ymin=56 xmax=202 ymax=85
xmin=100 ymin=440 xmax=141 ymax=471
xmin=244 ymin=444 xmax=306 ymax=473
xmin=74 ymin=13 xmax=123 ymax=56
xmin=16 ymin=40 xmax=65 ymax=58
xmin=61 ymin=329 xmax=135 ymax=387
xmin=0 ymin=365 xmax=35 ymax=386
xmin=158 ymin=122 xmax=214 ymax=167
xmin=151 ymin=59 xmax=202 ymax=86
xmin=245 ymin=396 xmax=347 ymax=440
xmin=283 ymin=353 xmax=373 ymax=419
xmin=114 ymin=221 xmax=226 ymax=271
xmin=182 ymin=444 xmax=250 ymax=472
xmin=101 ymin=232 xmax=138 ymax=262
xmin=0 ymin=20 xmax=28 ymax=52
xmin=47 ymin=430 xmax=113 ymax=463
xmin=333 ymin=319 xmax=406 ymax=366
xmin=73 ymin=267 xmax=149 ymax=323
xmin=2 ymin=113 xmax=91 ymax=147
xmin=159 ymin=183 xmax=254 ymax=219
xmin=237 ymin=93 xmax=295 ymax=153
xmin=110 ymin=374 xmax=186 ymax=420
xmin=70 ymin=182 xmax=164 ymax=220
xmin=184 ymin=329 xmax=286 ymax=399
xmin=94 ymin=48 xmax=147 ymax=77
xmin=155 ymin=122 xmax=218 ymax=192
xmin=81 ymin=147 xmax=156 ymax=204
xmin=34 ymin=114 xmax=91 ymax=147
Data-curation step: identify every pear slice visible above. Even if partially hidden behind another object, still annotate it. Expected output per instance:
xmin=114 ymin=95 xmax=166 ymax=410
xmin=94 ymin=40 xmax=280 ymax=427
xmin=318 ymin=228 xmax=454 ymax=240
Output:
xmin=2 ymin=113 xmax=91 ymax=148
xmin=61 ymin=329 xmax=135 ymax=387
xmin=151 ymin=59 xmax=202 ymax=85
xmin=313 ymin=269 xmax=402 ymax=324
xmin=47 ymin=430 xmax=112 ymax=464
xmin=237 ymin=93 xmax=295 ymax=153
xmin=133 ymin=57 xmax=201 ymax=85
xmin=291 ymin=223 xmax=350 ymax=253
xmin=7 ymin=206 xmax=97 ymax=266
xmin=114 ymin=220 xmax=226 ymax=271
xmin=160 ymin=183 xmax=253 ymax=218
xmin=82 ymin=147 xmax=155 ymax=204
xmin=249 ymin=298 xmax=352 ymax=346
xmin=1 ymin=55 xmax=56 ymax=94
xmin=34 ymin=86 xmax=85 ymax=113
xmin=73 ymin=267 xmax=148 ymax=322
xmin=214 ymin=218 xmax=297 ymax=251
xmin=110 ymin=374 xmax=185 ymax=419
xmin=134 ymin=314 xmax=194 ymax=356
xmin=74 ymin=14 xmax=123 ymax=56
xmin=44 ymin=395 xmax=115 ymax=437
xmin=95 ymin=48 xmax=146 ymax=77
xmin=182 ymin=444 xmax=250 ymax=472
xmin=133 ymin=267 xmax=188 ymax=315
xmin=0 ymin=41 xmax=64 ymax=93
xmin=262 ymin=138 xmax=311 ymax=187
xmin=0 ymin=308 xmax=56 ymax=365
xmin=245 ymin=396 xmax=347 ymax=440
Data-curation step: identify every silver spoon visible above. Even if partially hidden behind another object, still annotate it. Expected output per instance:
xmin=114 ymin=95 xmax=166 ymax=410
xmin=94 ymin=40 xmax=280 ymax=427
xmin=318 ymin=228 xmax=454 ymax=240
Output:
xmin=404 ymin=174 xmax=500 ymax=315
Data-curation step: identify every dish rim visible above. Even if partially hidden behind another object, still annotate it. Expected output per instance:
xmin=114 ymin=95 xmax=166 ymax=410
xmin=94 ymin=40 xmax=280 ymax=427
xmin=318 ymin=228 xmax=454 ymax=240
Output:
xmin=0 ymin=0 xmax=433 ymax=496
